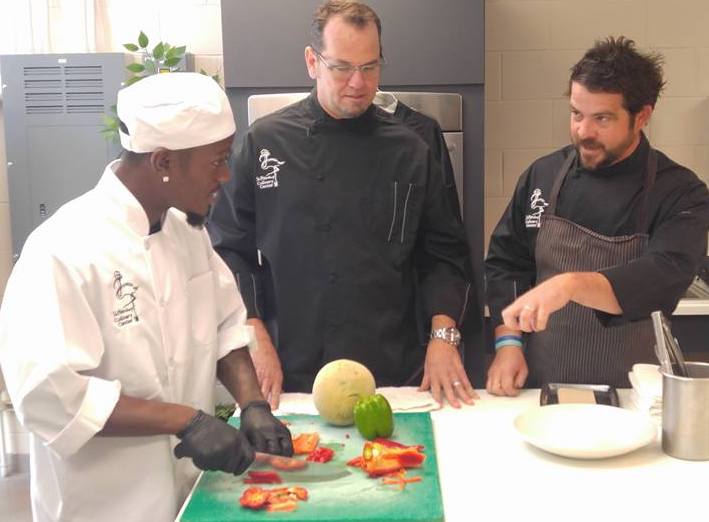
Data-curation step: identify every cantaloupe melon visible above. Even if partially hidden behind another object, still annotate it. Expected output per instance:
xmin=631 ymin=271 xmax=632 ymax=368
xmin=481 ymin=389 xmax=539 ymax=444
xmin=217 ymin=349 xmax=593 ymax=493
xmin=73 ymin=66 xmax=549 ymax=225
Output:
xmin=312 ymin=359 xmax=376 ymax=426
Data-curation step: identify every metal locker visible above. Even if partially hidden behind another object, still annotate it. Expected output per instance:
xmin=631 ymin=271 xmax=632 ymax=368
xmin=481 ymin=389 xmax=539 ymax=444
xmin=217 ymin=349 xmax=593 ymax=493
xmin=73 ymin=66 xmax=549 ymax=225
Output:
xmin=0 ymin=53 xmax=124 ymax=259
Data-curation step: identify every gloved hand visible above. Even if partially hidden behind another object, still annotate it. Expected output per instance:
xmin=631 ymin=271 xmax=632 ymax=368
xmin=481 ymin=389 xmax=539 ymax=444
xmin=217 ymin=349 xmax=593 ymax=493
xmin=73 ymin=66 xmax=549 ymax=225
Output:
xmin=174 ymin=410 xmax=254 ymax=475
xmin=239 ymin=400 xmax=294 ymax=456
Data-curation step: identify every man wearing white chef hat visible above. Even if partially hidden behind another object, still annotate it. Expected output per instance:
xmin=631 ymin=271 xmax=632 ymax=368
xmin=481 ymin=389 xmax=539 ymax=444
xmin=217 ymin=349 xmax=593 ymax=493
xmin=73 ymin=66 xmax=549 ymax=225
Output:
xmin=0 ymin=72 xmax=292 ymax=522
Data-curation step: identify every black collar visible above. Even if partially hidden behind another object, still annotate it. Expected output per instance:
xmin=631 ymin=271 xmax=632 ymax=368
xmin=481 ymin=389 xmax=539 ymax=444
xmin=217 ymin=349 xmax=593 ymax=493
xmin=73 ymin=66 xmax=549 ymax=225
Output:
xmin=305 ymin=89 xmax=384 ymax=134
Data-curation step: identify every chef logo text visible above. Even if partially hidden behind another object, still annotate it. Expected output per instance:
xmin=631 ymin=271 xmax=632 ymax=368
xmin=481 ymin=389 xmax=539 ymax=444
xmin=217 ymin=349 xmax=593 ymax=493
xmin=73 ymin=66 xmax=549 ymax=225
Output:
xmin=256 ymin=148 xmax=285 ymax=190
xmin=112 ymin=270 xmax=139 ymax=327
xmin=525 ymin=188 xmax=549 ymax=228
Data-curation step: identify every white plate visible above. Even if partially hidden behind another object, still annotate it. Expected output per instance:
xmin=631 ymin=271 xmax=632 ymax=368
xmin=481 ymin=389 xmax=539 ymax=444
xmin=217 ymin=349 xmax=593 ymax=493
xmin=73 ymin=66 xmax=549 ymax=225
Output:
xmin=514 ymin=404 xmax=657 ymax=459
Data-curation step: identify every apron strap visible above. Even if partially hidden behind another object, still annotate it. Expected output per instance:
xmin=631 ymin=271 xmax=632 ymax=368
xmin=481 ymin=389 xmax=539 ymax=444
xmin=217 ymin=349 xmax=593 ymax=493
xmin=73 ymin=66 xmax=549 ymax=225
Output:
xmin=547 ymin=149 xmax=577 ymax=214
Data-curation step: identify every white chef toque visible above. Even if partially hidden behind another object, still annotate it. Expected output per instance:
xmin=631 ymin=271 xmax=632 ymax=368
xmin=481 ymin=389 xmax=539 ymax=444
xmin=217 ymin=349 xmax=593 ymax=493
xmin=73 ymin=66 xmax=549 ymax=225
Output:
xmin=117 ymin=72 xmax=236 ymax=153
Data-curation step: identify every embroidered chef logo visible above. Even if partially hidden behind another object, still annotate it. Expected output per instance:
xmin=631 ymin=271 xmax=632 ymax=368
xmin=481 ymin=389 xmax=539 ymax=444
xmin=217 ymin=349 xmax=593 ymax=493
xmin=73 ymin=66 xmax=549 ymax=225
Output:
xmin=112 ymin=270 xmax=139 ymax=327
xmin=525 ymin=188 xmax=549 ymax=228
xmin=256 ymin=149 xmax=285 ymax=190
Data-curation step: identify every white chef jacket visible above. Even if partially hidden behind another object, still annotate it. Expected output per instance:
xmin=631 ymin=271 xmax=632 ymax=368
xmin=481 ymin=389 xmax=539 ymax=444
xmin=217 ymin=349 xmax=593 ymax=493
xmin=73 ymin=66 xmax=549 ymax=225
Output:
xmin=0 ymin=161 xmax=254 ymax=522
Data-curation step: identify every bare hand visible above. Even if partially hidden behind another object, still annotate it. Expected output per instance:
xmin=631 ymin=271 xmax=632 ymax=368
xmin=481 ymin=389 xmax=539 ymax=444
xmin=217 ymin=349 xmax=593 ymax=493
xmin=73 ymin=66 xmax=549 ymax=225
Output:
xmin=501 ymin=274 xmax=573 ymax=332
xmin=248 ymin=320 xmax=283 ymax=410
xmin=419 ymin=340 xmax=478 ymax=408
xmin=486 ymin=347 xmax=528 ymax=396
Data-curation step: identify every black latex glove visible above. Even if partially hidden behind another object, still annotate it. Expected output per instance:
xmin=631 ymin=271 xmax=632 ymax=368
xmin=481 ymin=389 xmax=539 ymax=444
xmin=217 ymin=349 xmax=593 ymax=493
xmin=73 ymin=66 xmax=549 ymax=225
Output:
xmin=174 ymin=410 xmax=254 ymax=475
xmin=239 ymin=400 xmax=294 ymax=456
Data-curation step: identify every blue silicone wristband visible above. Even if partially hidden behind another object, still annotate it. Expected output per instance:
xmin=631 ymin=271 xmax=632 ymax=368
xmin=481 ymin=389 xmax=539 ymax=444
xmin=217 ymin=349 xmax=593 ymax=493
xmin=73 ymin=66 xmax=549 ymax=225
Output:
xmin=495 ymin=335 xmax=523 ymax=351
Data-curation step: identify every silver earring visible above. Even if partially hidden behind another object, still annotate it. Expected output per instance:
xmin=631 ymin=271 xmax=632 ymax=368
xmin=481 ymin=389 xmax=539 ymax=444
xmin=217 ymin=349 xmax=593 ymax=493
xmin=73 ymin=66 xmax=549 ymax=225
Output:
xmin=162 ymin=176 xmax=169 ymax=183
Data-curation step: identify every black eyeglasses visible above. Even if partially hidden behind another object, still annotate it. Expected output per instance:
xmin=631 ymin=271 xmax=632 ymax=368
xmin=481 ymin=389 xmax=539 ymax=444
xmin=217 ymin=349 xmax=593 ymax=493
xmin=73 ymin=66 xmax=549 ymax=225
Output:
xmin=311 ymin=47 xmax=385 ymax=80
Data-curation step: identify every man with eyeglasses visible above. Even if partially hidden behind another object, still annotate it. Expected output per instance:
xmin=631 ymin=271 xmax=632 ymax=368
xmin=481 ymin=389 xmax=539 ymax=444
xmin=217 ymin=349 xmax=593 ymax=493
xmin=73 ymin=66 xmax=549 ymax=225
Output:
xmin=209 ymin=1 xmax=477 ymax=409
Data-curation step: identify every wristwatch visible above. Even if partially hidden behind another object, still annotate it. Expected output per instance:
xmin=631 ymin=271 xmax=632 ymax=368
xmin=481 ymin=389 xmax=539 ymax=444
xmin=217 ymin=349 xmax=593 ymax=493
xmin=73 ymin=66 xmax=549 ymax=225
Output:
xmin=429 ymin=326 xmax=462 ymax=347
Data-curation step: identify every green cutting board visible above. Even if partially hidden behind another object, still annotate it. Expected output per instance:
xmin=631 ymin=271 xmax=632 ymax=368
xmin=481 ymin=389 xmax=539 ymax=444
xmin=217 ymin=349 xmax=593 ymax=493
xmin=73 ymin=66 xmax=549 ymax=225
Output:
xmin=179 ymin=412 xmax=443 ymax=522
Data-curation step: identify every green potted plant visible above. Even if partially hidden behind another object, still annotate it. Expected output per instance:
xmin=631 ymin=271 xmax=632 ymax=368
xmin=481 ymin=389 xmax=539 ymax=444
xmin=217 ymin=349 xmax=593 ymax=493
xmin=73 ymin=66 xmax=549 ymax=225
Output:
xmin=102 ymin=31 xmax=220 ymax=143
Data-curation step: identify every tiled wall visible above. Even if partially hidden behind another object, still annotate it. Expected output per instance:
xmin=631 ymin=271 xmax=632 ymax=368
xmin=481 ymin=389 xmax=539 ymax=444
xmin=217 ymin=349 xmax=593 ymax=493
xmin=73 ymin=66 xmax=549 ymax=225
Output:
xmin=484 ymin=0 xmax=709 ymax=252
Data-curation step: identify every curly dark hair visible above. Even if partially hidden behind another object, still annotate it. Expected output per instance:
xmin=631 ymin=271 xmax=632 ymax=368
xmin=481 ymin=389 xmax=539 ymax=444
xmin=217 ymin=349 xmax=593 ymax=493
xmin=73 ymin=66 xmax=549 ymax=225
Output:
xmin=568 ymin=36 xmax=666 ymax=114
xmin=311 ymin=1 xmax=383 ymax=58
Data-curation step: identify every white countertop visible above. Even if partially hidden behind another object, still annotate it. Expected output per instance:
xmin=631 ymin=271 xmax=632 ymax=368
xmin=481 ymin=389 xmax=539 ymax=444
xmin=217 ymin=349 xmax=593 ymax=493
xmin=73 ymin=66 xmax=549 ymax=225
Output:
xmin=268 ymin=388 xmax=708 ymax=522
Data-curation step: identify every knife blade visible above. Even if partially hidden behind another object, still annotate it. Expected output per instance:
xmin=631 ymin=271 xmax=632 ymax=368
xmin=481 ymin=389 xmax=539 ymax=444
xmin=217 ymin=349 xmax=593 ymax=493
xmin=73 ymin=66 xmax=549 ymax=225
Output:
xmin=248 ymin=452 xmax=351 ymax=483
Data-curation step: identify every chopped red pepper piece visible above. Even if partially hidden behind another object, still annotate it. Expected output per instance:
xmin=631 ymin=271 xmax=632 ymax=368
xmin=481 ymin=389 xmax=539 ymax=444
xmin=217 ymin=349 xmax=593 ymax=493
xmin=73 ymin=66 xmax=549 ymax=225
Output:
xmin=239 ymin=487 xmax=270 ymax=509
xmin=243 ymin=470 xmax=283 ymax=484
xmin=306 ymin=446 xmax=335 ymax=463
xmin=374 ymin=438 xmax=425 ymax=451
xmin=269 ymin=455 xmax=308 ymax=471
xmin=382 ymin=474 xmax=423 ymax=490
xmin=292 ymin=433 xmax=320 ymax=455
xmin=239 ymin=486 xmax=309 ymax=512
xmin=361 ymin=440 xmax=426 ymax=477
xmin=346 ymin=456 xmax=364 ymax=467
xmin=266 ymin=499 xmax=298 ymax=512
xmin=269 ymin=487 xmax=309 ymax=501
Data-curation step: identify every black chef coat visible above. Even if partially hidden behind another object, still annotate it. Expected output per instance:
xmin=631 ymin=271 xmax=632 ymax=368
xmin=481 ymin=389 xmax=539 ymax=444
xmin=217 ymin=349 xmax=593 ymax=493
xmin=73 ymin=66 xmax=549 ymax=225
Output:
xmin=209 ymin=91 xmax=472 ymax=392
xmin=486 ymin=133 xmax=709 ymax=331
xmin=392 ymin=101 xmax=461 ymax=221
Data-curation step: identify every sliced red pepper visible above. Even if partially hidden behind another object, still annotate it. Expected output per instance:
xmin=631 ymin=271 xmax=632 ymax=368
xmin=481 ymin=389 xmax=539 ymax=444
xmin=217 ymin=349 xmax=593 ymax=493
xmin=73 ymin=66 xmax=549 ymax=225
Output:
xmin=306 ymin=446 xmax=334 ymax=463
xmin=239 ymin=487 xmax=270 ymax=509
xmin=346 ymin=456 xmax=364 ymax=467
xmin=269 ymin=455 xmax=308 ymax=471
xmin=266 ymin=499 xmax=298 ymax=512
xmin=292 ymin=433 xmax=320 ymax=455
xmin=374 ymin=438 xmax=425 ymax=451
xmin=243 ymin=470 xmax=282 ymax=484
xmin=361 ymin=441 xmax=427 ymax=477
xmin=268 ymin=487 xmax=309 ymax=501
xmin=396 ymin=449 xmax=426 ymax=468
xmin=382 ymin=475 xmax=423 ymax=490
xmin=240 ymin=486 xmax=309 ymax=512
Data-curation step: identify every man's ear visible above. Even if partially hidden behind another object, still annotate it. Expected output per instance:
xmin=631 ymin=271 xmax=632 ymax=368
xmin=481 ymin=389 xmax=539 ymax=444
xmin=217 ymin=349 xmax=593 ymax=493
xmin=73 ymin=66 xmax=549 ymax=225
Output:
xmin=149 ymin=148 xmax=171 ymax=173
xmin=305 ymin=46 xmax=318 ymax=80
xmin=635 ymin=104 xmax=653 ymax=130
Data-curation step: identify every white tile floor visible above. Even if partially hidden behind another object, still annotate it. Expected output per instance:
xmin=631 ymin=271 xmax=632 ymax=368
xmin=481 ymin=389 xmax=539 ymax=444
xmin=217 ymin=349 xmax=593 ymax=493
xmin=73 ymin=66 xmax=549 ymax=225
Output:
xmin=0 ymin=454 xmax=31 ymax=522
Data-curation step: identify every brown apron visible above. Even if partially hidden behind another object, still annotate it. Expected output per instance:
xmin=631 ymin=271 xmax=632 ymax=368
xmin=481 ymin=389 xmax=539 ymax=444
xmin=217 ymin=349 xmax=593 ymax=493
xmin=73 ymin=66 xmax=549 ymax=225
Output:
xmin=525 ymin=148 xmax=658 ymax=388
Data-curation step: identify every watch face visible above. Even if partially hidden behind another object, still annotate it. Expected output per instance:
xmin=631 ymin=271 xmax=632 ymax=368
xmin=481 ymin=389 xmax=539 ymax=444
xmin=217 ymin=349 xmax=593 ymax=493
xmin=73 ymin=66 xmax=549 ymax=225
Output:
xmin=432 ymin=327 xmax=460 ymax=345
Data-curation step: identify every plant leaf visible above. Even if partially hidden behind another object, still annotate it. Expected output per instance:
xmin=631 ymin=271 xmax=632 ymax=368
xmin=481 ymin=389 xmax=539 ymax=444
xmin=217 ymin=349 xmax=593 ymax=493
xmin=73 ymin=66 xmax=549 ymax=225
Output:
xmin=173 ymin=45 xmax=187 ymax=56
xmin=143 ymin=60 xmax=157 ymax=74
xmin=126 ymin=62 xmax=145 ymax=73
xmin=164 ymin=56 xmax=181 ymax=68
xmin=152 ymin=42 xmax=165 ymax=60
xmin=123 ymin=43 xmax=139 ymax=52
xmin=101 ymin=114 xmax=116 ymax=127
xmin=125 ymin=76 xmax=143 ymax=86
xmin=138 ymin=31 xmax=149 ymax=48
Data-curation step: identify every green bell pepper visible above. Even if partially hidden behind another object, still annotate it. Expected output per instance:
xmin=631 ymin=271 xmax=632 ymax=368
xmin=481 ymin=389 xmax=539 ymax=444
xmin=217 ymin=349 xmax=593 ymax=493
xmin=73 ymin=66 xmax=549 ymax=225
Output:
xmin=353 ymin=394 xmax=394 ymax=440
